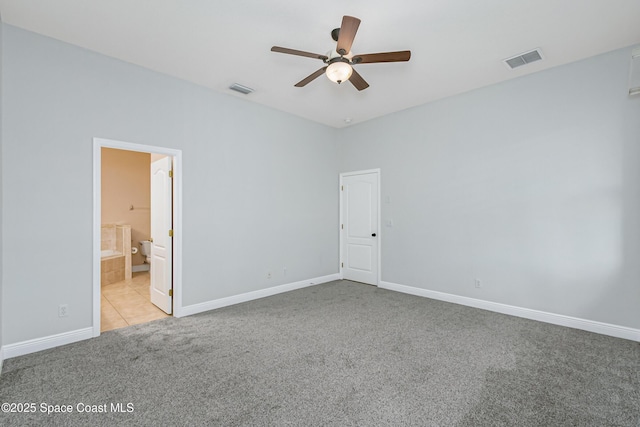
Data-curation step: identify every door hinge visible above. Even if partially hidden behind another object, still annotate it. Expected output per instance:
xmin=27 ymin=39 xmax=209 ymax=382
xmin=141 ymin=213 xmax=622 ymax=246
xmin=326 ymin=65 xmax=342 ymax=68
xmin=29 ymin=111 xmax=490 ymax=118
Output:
xmin=168 ymin=229 xmax=173 ymax=237
xmin=168 ymin=289 xmax=173 ymax=297
xmin=341 ymin=185 xmax=344 ymax=191
xmin=341 ymin=224 xmax=344 ymax=229
xmin=341 ymin=262 xmax=344 ymax=268
xmin=169 ymin=170 xmax=173 ymax=178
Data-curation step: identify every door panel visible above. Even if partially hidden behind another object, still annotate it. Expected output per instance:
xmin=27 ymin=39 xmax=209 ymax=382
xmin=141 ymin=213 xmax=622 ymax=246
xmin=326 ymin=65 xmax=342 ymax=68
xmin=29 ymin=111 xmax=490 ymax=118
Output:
xmin=342 ymin=172 xmax=379 ymax=285
xmin=347 ymin=181 xmax=373 ymax=237
xmin=150 ymin=156 xmax=173 ymax=314
xmin=347 ymin=244 xmax=373 ymax=271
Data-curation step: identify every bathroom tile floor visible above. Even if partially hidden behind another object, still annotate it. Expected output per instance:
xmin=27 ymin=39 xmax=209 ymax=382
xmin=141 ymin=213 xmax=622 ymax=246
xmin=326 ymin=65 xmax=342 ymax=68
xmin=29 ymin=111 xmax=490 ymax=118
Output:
xmin=101 ymin=271 xmax=169 ymax=332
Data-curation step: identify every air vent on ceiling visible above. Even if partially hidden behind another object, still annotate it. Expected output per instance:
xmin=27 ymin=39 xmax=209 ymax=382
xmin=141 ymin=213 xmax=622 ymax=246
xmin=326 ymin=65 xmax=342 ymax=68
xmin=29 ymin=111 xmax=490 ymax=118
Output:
xmin=504 ymin=48 xmax=543 ymax=69
xmin=229 ymin=83 xmax=254 ymax=95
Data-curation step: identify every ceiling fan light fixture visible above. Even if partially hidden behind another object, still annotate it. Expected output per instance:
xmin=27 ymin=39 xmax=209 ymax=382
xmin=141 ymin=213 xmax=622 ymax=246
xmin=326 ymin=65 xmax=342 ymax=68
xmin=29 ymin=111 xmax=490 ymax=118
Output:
xmin=326 ymin=60 xmax=352 ymax=84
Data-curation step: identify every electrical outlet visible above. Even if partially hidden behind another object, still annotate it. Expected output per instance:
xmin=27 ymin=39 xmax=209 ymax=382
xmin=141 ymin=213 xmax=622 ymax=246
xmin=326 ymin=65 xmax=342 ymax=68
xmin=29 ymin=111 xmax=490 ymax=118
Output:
xmin=283 ymin=267 xmax=287 ymax=276
xmin=58 ymin=304 xmax=68 ymax=317
xmin=267 ymin=272 xmax=272 ymax=279
xmin=475 ymin=279 xmax=481 ymax=288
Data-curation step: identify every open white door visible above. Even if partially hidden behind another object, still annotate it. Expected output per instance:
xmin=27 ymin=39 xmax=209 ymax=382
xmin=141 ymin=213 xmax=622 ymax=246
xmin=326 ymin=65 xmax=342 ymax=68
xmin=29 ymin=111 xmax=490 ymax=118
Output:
xmin=341 ymin=171 xmax=379 ymax=285
xmin=150 ymin=156 xmax=173 ymax=314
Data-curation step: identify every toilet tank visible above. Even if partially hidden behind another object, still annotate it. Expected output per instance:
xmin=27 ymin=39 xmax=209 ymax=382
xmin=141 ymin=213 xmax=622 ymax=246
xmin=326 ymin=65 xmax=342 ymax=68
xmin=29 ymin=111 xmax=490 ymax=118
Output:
xmin=139 ymin=240 xmax=152 ymax=256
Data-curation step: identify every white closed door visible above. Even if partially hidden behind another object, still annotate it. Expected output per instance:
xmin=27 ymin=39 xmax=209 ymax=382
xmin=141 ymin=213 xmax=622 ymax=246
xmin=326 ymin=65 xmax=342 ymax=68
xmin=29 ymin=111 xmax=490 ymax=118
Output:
xmin=150 ymin=156 xmax=173 ymax=314
xmin=341 ymin=172 xmax=379 ymax=285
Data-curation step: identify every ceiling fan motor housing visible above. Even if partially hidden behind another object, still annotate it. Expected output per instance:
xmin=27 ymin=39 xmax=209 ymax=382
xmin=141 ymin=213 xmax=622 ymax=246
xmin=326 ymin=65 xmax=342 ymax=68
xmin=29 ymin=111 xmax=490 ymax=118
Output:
xmin=326 ymin=49 xmax=354 ymax=62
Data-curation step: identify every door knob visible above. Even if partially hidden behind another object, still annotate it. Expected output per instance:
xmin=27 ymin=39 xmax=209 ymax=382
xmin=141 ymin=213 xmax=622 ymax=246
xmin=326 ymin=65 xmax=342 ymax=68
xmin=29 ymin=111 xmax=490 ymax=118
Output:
xmin=372 ymin=233 xmax=377 ymax=237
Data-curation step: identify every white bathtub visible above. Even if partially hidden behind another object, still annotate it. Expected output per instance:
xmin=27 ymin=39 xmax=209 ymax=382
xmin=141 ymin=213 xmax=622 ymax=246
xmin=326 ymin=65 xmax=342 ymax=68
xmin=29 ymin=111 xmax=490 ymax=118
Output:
xmin=101 ymin=249 xmax=123 ymax=259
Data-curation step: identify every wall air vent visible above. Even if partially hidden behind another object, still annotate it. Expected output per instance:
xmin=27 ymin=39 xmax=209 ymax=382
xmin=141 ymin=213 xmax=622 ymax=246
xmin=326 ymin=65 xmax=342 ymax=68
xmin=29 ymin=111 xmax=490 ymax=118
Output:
xmin=229 ymin=83 xmax=254 ymax=95
xmin=504 ymin=48 xmax=543 ymax=69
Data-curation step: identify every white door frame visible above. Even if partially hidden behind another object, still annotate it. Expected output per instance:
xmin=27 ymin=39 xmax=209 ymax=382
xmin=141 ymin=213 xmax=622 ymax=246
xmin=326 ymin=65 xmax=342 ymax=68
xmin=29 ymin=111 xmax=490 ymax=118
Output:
xmin=339 ymin=169 xmax=381 ymax=286
xmin=92 ymin=137 xmax=184 ymax=337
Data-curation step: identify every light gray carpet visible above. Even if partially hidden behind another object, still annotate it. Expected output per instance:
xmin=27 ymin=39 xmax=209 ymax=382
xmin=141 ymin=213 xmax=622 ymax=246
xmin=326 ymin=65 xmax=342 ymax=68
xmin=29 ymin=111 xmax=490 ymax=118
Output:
xmin=0 ymin=280 xmax=638 ymax=426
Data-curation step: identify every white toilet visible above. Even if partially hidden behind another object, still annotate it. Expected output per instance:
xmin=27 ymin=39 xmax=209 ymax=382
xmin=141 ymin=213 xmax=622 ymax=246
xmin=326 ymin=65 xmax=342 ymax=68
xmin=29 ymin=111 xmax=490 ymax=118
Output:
xmin=139 ymin=240 xmax=152 ymax=264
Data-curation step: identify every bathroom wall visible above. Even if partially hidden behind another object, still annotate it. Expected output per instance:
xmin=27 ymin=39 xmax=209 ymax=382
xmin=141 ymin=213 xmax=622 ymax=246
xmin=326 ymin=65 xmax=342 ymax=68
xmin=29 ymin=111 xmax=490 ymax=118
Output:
xmin=101 ymin=148 xmax=150 ymax=266
xmin=151 ymin=153 xmax=167 ymax=163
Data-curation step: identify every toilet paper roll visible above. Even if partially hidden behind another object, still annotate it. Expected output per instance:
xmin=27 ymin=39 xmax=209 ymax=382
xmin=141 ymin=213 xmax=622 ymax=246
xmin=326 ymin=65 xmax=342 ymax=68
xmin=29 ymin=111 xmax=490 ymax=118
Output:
xmin=131 ymin=247 xmax=138 ymax=255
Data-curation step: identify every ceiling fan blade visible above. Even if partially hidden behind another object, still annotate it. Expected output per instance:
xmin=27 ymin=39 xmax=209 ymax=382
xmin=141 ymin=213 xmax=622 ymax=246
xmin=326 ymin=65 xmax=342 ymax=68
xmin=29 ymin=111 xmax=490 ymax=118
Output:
xmin=336 ymin=16 xmax=361 ymax=55
xmin=348 ymin=68 xmax=369 ymax=91
xmin=294 ymin=67 xmax=328 ymax=87
xmin=353 ymin=50 xmax=411 ymax=64
xmin=271 ymin=46 xmax=328 ymax=61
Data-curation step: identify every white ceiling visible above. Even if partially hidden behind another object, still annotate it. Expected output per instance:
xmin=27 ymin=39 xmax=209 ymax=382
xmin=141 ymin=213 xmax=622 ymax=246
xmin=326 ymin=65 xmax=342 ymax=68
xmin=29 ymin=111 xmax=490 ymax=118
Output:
xmin=1 ymin=0 xmax=640 ymax=128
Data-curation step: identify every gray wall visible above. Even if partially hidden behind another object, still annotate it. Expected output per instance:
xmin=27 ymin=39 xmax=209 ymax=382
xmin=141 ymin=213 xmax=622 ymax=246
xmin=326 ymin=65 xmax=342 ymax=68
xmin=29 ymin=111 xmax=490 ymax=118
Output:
xmin=2 ymin=22 xmax=639 ymax=348
xmin=340 ymin=46 xmax=640 ymax=329
xmin=2 ymin=25 xmax=339 ymax=344
xmin=0 ymin=14 xmax=4 ymax=358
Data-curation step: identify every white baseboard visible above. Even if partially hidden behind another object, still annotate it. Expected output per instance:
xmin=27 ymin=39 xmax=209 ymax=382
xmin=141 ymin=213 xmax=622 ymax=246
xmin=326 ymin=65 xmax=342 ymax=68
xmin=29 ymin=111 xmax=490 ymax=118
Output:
xmin=379 ymin=281 xmax=640 ymax=342
xmin=177 ymin=273 xmax=340 ymax=317
xmin=0 ymin=346 xmax=4 ymax=374
xmin=3 ymin=327 xmax=94 ymax=360
xmin=11 ymin=277 xmax=631 ymax=361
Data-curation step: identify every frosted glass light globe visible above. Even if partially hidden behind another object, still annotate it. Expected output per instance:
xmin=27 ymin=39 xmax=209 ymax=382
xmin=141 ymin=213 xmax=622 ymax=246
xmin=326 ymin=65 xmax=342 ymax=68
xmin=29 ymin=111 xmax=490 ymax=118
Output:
xmin=326 ymin=61 xmax=353 ymax=84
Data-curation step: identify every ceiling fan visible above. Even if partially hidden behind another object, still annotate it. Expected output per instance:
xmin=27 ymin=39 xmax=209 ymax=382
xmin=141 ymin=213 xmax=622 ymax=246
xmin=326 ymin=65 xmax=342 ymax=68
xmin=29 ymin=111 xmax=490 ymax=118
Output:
xmin=271 ymin=15 xmax=411 ymax=91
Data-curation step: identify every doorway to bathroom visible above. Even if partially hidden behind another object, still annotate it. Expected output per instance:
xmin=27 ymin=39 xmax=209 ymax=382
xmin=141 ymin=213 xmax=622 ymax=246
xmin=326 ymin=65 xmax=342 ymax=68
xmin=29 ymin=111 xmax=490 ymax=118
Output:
xmin=92 ymin=138 xmax=183 ymax=337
